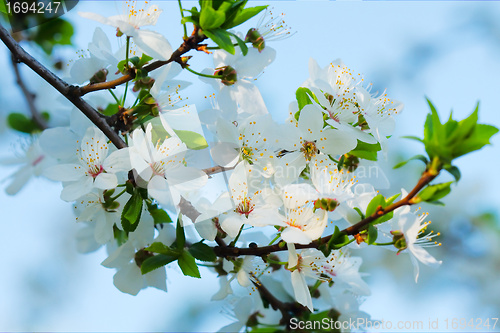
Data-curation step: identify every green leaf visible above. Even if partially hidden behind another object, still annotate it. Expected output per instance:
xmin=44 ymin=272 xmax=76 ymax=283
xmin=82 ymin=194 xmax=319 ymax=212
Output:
xmin=181 ymin=16 xmax=199 ymax=26
xmin=0 ymin=0 xmax=7 ymax=14
xmin=176 ymin=216 xmax=186 ymax=250
xmin=189 ymin=241 xmax=217 ymax=262
xmin=121 ymin=190 xmax=143 ymax=232
xmin=33 ymin=18 xmax=74 ymax=54
xmin=7 ymin=113 xmax=42 ymax=133
xmin=178 ymin=251 xmax=201 ymax=278
xmin=444 ymin=165 xmax=461 ymax=182
xmin=141 ymin=254 xmax=177 ymax=275
xmin=145 ymin=242 xmax=180 ymax=256
xmin=393 ymin=154 xmax=428 ymax=169
xmin=200 ymin=5 xmax=226 ymax=30
xmin=129 ymin=56 xmax=140 ymax=67
xmin=173 ymin=129 xmax=209 ymax=150
xmin=415 ymin=181 xmax=454 ymax=203
xmin=327 ymin=226 xmax=350 ymax=251
xmin=101 ymin=103 xmax=119 ymax=116
xmin=349 ymin=140 xmax=381 ymax=161
xmin=138 ymin=53 xmax=153 ymax=68
xmin=401 ymin=135 xmax=424 ymax=143
xmin=365 ymin=194 xmax=385 ymax=217
xmin=203 ymin=28 xmax=235 ymax=54
xmin=146 ymin=203 xmax=173 ymax=224
xmin=386 ymin=193 xmax=400 ymax=205
xmin=229 ymin=32 xmax=248 ymax=56
xmin=366 ymin=224 xmax=378 ymax=245
xmin=295 ymin=87 xmax=315 ymax=112
xmin=224 ymin=5 xmax=267 ymax=29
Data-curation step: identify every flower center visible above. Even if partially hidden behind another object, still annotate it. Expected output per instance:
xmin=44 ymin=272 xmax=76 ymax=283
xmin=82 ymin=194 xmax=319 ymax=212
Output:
xmin=150 ymin=161 xmax=165 ymax=177
xmin=31 ymin=155 xmax=45 ymax=167
xmin=235 ymin=197 xmax=255 ymax=218
xmin=285 ymin=218 xmax=304 ymax=230
xmin=301 ymin=141 xmax=317 ymax=161
xmin=88 ymin=164 xmax=104 ymax=178
xmin=240 ymin=145 xmax=254 ymax=163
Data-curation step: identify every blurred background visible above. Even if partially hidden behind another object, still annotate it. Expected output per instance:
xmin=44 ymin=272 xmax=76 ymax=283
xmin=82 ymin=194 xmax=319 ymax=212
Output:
xmin=1 ymin=1 xmax=499 ymax=332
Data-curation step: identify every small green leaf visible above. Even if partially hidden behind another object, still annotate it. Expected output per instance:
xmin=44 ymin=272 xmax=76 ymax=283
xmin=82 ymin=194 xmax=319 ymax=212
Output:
xmin=203 ymin=28 xmax=235 ymax=54
xmin=366 ymin=224 xmax=378 ymax=245
xmin=121 ymin=190 xmax=143 ymax=232
xmin=138 ymin=53 xmax=153 ymax=67
xmin=141 ymin=254 xmax=177 ymax=275
xmin=145 ymin=242 xmax=180 ymax=256
xmin=295 ymin=87 xmax=315 ymax=112
xmin=415 ymin=181 xmax=454 ymax=203
xmin=327 ymin=226 xmax=350 ymax=251
xmin=176 ymin=216 xmax=186 ymax=250
xmin=102 ymin=103 xmax=119 ymax=116
xmin=365 ymin=194 xmax=385 ymax=217
xmin=444 ymin=165 xmax=461 ymax=182
xmin=401 ymin=135 xmax=424 ymax=143
xmin=349 ymin=140 xmax=381 ymax=161
xmin=353 ymin=207 xmax=365 ymax=219
xmin=0 ymin=0 xmax=8 ymax=14
xmin=178 ymin=251 xmax=201 ymax=278
xmin=146 ymin=203 xmax=172 ymax=224
xmin=7 ymin=113 xmax=41 ymax=133
xmin=229 ymin=32 xmax=248 ymax=56
xmin=393 ymin=154 xmax=428 ymax=169
xmin=223 ymin=5 xmax=267 ymax=29
xmin=173 ymin=129 xmax=209 ymax=150
xmin=189 ymin=241 xmax=217 ymax=262
xmin=200 ymin=5 xmax=226 ymax=30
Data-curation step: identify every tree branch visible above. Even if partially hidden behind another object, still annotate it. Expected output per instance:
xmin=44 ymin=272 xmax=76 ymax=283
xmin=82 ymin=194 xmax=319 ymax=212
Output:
xmin=214 ymin=168 xmax=440 ymax=258
xmin=0 ymin=23 xmax=127 ymax=149
xmin=77 ymin=27 xmax=208 ymax=96
xmin=10 ymin=54 xmax=48 ymax=130
xmin=251 ymin=276 xmax=305 ymax=326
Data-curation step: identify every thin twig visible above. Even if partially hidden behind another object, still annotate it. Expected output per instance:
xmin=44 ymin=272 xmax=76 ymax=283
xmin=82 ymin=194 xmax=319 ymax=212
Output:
xmin=10 ymin=54 xmax=48 ymax=130
xmin=0 ymin=23 xmax=127 ymax=149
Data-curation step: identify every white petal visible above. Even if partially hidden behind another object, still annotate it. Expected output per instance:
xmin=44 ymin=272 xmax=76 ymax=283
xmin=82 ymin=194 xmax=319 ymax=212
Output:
xmin=282 ymin=183 xmax=319 ymax=209
xmin=134 ymin=30 xmax=172 ymax=60
xmin=291 ymin=270 xmax=313 ymax=311
xmin=103 ymin=148 xmax=131 ymax=173
xmin=320 ymin=129 xmax=357 ymax=156
xmin=113 ymin=263 xmax=143 ymax=296
xmin=282 ymin=227 xmax=313 ymax=245
xmin=60 ymin=178 xmax=93 ymax=201
xmin=43 ymin=164 xmax=84 ymax=181
xmin=221 ymin=214 xmax=245 ymax=238
xmin=298 ymin=104 xmax=324 ymax=139
xmin=94 ymin=172 xmax=118 ymax=190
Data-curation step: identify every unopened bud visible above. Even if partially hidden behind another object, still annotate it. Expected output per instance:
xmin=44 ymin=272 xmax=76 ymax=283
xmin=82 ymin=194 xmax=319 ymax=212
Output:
xmin=90 ymin=68 xmax=108 ymax=84
xmin=340 ymin=153 xmax=360 ymax=172
xmin=313 ymin=198 xmax=339 ymax=212
xmin=214 ymin=65 xmax=237 ymax=86
xmin=245 ymin=28 xmax=265 ymax=52
xmin=391 ymin=230 xmax=407 ymax=254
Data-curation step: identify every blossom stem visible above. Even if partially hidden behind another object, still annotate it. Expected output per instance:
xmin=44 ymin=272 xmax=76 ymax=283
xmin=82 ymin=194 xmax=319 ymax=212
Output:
xmin=108 ymin=89 xmax=121 ymax=105
xmin=372 ymin=241 xmax=395 ymax=246
xmin=177 ymin=0 xmax=188 ymax=40
xmin=185 ymin=66 xmax=222 ymax=79
xmin=268 ymin=233 xmax=281 ymax=246
xmin=122 ymin=37 xmax=131 ymax=105
xmin=228 ymin=226 xmax=244 ymax=247
xmin=109 ymin=188 xmax=127 ymax=201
